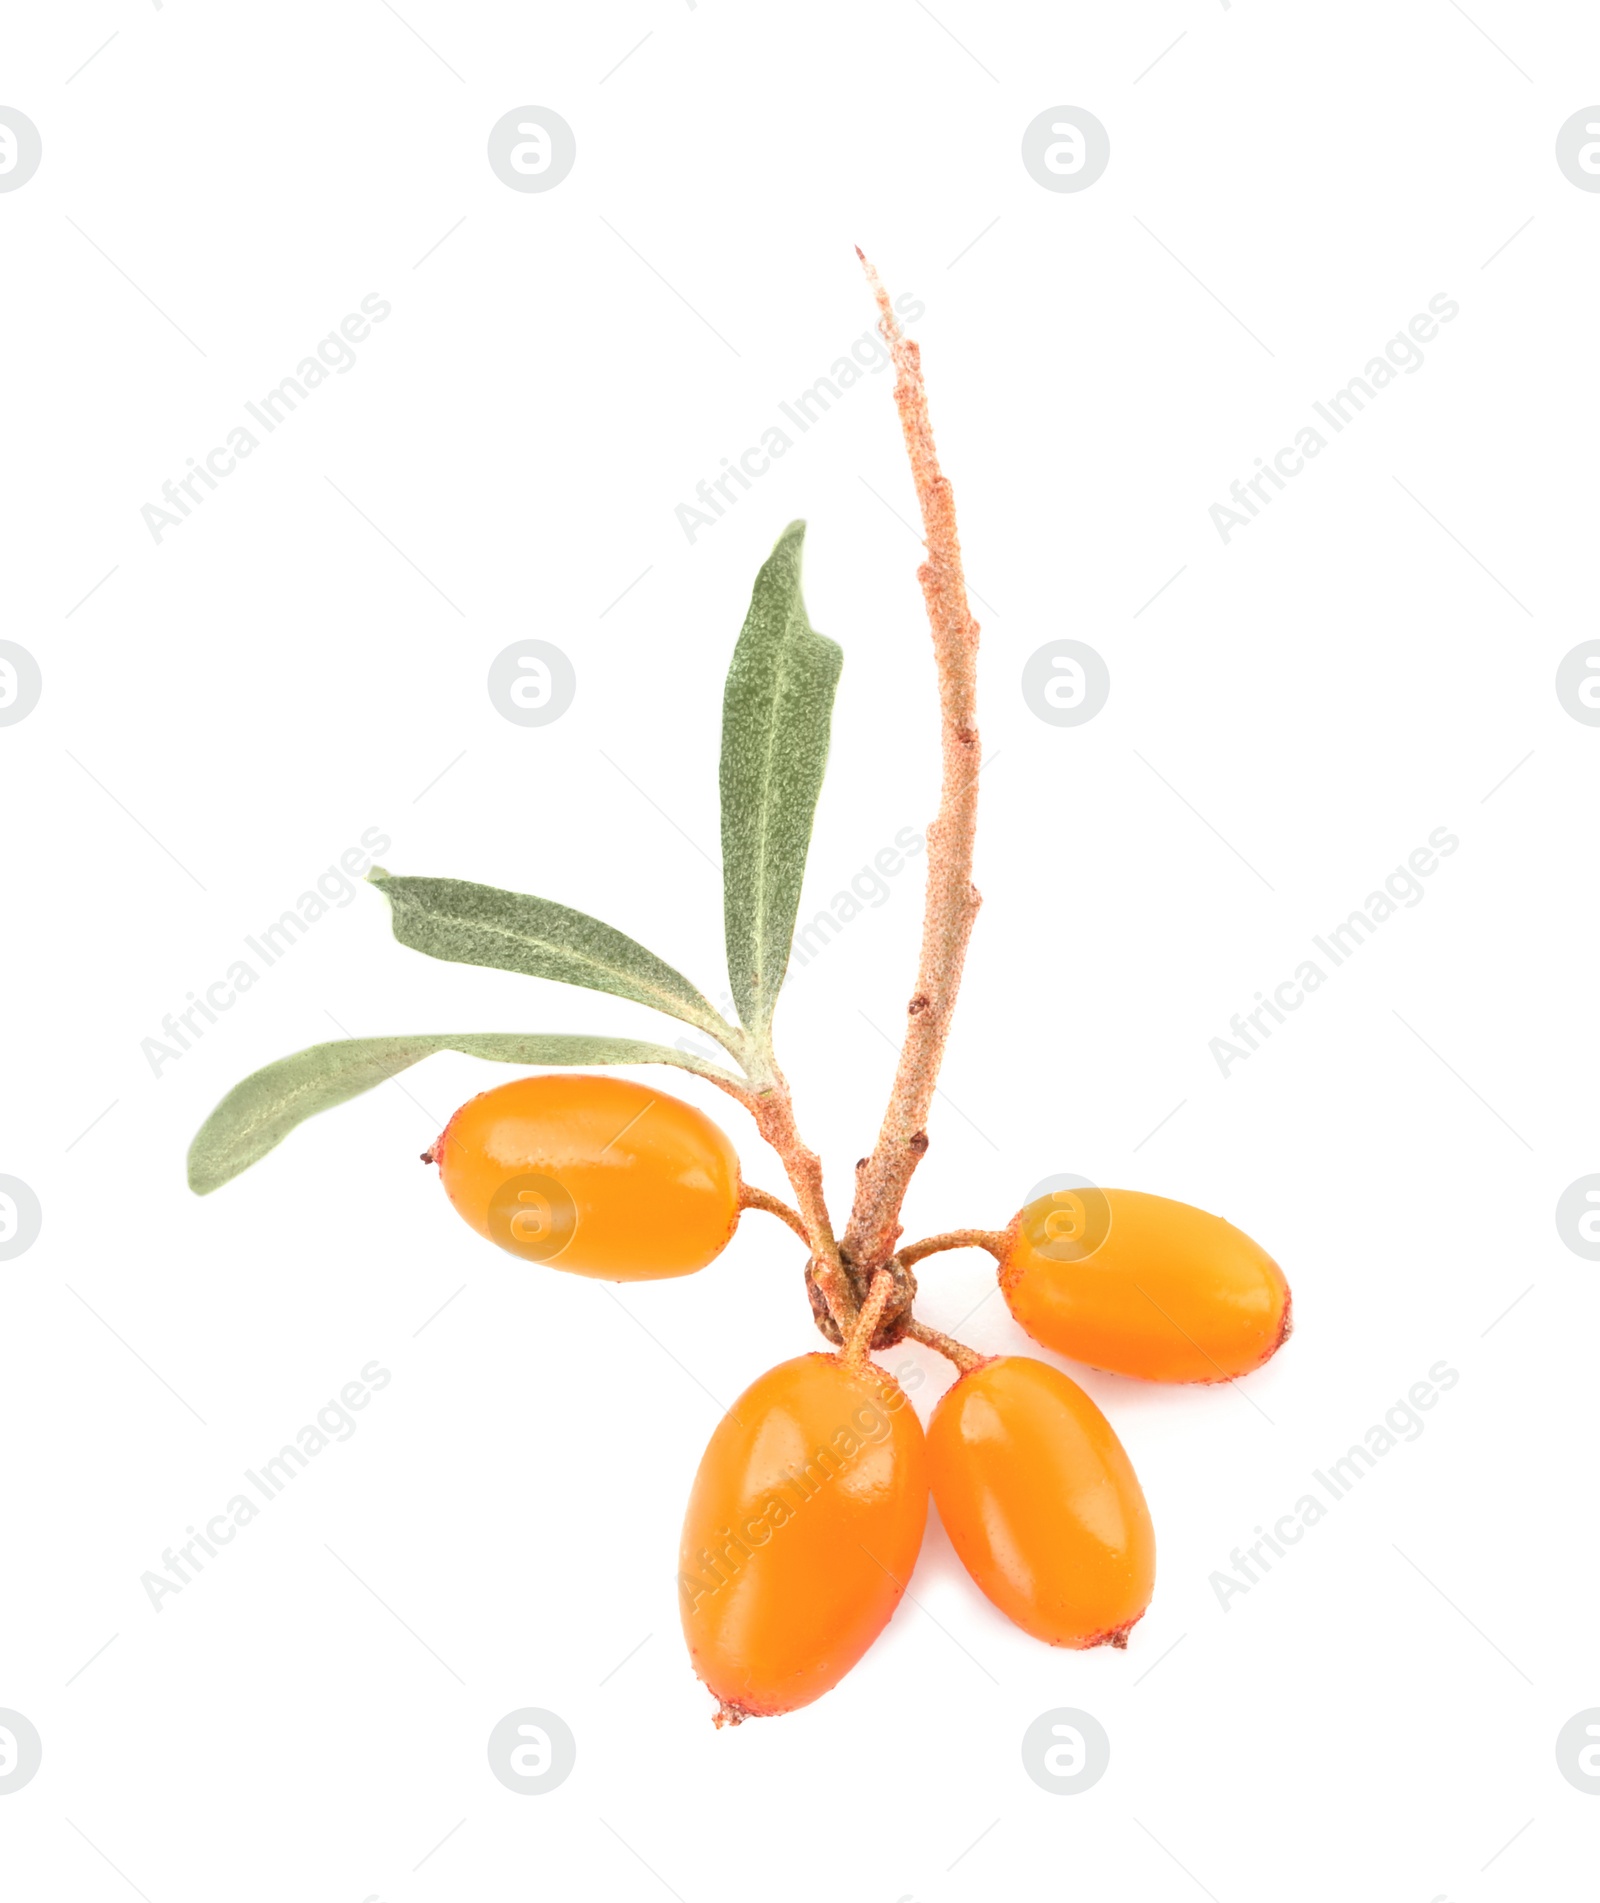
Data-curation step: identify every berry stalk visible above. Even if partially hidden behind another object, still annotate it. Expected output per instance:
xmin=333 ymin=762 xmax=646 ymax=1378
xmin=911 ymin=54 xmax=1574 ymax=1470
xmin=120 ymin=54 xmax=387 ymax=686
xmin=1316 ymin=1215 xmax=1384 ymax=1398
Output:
xmin=902 ymin=1316 xmax=987 ymax=1374
xmin=898 ymin=1228 xmax=1006 ymax=1268
xmin=843 ymin=1269 xmax=896 ymax=1370
xmin=736 ymin=1181 xmax=810 ymax=1245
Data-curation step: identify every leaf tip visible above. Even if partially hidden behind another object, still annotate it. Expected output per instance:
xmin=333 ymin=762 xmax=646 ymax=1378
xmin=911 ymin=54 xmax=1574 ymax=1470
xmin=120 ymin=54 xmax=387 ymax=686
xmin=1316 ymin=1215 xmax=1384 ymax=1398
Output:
xmin=185 ymin=1146 xmax=220 ymax=1196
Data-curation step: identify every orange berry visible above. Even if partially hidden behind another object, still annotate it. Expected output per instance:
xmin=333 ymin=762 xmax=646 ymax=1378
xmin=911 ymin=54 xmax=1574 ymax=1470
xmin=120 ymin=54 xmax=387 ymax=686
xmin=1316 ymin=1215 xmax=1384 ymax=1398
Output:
xmin=433 ymin=1073 xmax=740 ymax=1279
xmin=679 ymin=1354 xmax=928 ymax=1721
xmin=1000 ymin=1187 xmax=1291 ymax=1382
xmin=928 ymin=1355 xmax=1155 ymax=1648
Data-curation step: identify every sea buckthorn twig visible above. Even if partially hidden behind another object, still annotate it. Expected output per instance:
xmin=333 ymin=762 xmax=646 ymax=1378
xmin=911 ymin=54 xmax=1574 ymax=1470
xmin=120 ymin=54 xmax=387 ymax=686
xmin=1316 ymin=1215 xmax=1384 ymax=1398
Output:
xmin=843 ymin=252 xmax=983 ymax=1277
xmin=744 ymin=1062 xmax=856 ymax=1331
xmin=703 ymin=1069 xmax=852 ymax=1322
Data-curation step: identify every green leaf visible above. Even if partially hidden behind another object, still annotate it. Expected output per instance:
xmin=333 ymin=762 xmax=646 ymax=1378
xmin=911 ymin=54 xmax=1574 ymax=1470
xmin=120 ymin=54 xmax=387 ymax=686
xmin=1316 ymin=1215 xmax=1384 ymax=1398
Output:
xmin=370 ymin=874 xmax=734 ymax=1045
xmin=719 ymin=521 xmax=843 ymax=1040
xmin=187 ymin=1032 xmax=741 ymax=1195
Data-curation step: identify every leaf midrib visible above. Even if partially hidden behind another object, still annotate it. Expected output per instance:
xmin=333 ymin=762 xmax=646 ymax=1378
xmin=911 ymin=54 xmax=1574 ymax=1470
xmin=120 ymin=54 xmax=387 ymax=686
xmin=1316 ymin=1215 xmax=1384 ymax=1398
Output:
xmin=204 ymin=1040 xmax=429 ymax=1147
xmin=197 ymin=1033 xmax=740 ymax=1166
xmin=746 ymin=609 xmax=803 ymax=1013
xmin=398 ymin=892 xmax=717 ymax=1028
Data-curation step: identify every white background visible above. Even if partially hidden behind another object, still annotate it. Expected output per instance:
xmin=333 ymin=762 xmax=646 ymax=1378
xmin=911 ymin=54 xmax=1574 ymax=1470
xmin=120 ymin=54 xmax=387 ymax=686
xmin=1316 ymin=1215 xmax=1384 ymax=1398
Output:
xmin=3 ymin=3 xmax=1597 ymax=1899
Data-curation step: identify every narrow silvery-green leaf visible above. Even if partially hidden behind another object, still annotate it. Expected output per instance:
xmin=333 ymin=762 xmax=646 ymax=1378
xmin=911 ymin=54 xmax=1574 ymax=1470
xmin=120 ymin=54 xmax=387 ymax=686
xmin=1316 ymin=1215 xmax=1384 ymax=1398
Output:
xmin=719 ymin=521 xmax=843 ymax=1039
xmin=187 ymin=1032 xmax=739 ymax=1195
xmin=371 ymin=874 xmax=733 ymax=1043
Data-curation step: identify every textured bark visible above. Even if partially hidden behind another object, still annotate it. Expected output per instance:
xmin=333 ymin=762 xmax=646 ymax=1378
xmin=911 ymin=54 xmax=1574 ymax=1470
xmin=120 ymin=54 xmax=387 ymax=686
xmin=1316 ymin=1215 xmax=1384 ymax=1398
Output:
xmin=747 ymin=1061 xmax=854 ymax=1326
xmin=843 ymin=254 xmax=983 ymax=1273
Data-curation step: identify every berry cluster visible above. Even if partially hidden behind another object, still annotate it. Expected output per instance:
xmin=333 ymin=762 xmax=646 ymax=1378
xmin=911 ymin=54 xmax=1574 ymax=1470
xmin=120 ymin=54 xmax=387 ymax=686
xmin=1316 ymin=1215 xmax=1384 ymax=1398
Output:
xmin=187 ymin=256 xmax=1292 ymax=1725
xmin=423 ymin=1073 xmax=1288 ymax=1720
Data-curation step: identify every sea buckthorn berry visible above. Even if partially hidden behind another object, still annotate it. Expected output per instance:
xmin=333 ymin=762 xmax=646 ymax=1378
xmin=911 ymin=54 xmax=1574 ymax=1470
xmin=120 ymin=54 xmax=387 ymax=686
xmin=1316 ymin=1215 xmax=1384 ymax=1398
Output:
xmin=679 ymin=1354 xmax=928 ymax=1722
xmin=1000 ymin=1187 xmax=1291 ymax=1382
xmin=432 ymin=1074 xmax=740 ymax=1280
xmin=928 ymin=1355 xmax=1154 ymax=1648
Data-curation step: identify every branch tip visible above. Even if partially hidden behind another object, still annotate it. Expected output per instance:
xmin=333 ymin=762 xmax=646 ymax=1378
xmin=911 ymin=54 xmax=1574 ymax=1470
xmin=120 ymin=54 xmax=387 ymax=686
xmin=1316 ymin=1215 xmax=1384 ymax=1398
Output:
xmin=841 ymin=262 xmax=983 ymax=1273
